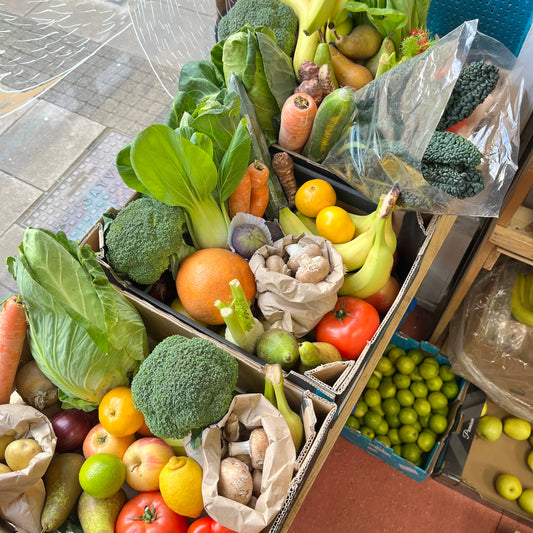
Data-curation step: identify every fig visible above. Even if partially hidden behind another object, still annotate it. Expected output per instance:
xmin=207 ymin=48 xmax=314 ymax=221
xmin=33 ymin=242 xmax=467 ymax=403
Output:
xmin=228 ymin=213 xmax=273 ymax=260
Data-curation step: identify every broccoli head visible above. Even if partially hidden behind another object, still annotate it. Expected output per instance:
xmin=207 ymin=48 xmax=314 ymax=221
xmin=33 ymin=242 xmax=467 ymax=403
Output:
xmin=421 ymin=131 xmax=484 ymax=199
xmin=131 ymin=335 xmax=239 ymax=439
xmin=437 ymin=61 xmax=500 ymax=131
xmin=217 ymin=0 xmax=298 ymax=56
xmin=105 ymin=196 xmax=196 ymax=286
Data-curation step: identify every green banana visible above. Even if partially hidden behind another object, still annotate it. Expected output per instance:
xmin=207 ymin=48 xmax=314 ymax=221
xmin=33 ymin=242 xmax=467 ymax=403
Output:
xmin=511 ymin=271 xmax=533 ymax=326
xmin=339 ymin=212 xmax=394 ymax=298
xmin=279 ymin=207 xmax=309 ymax=236
xmin=333 ymin=218 xmax=377 ymax=271
xmin=296 ymin=211 xmax=319 ymax=235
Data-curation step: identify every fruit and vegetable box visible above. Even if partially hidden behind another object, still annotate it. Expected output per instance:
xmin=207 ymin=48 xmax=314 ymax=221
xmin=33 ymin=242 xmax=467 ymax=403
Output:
xmin=434 ymin=394 xmax=533 ymax=526
xmin=80 ymin=159 xmax=443 ymax=405
xmin=340 ymin=331 xmax=467 ymax=483
xmin=1 ymin=264 xmax=337 ymax=533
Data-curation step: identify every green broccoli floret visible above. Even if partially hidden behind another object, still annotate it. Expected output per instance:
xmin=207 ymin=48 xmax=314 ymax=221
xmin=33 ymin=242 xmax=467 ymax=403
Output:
xmin=131 ymin=335 xmax=239 ymax=439
xmin=437 ymin=61 xmax=500 ymax=131
xmin=217 ymin=0 xmax=298 ymax=56
xmin=421 ymin=131 xmax=484 ymax=199
xmin=105 ymin=196 xmax=196 ymax=286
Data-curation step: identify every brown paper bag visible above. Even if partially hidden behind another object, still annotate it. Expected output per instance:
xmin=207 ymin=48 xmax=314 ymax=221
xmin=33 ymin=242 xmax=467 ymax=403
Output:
xmin=0 ymin=405 xmax=56 ymax=533
xmin=201 ymin=394 xmax=296 ymax=533
xmin=248 ymin=234 xmax=344 ymax=338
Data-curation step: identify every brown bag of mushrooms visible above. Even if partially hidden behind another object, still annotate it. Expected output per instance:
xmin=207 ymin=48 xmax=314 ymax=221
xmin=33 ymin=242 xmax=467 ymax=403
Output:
xmin=201 ymin=393 xmax=297 ymax=533
xmin=248 ymin=233 xmax=344 ymax=338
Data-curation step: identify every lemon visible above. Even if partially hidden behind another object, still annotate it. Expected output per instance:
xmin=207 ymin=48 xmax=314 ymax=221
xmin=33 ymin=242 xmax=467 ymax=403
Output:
xmin=79 ymin=453 xmax=126 ymax=499
xmin=159 ymin=456 xmax=204 ymax=518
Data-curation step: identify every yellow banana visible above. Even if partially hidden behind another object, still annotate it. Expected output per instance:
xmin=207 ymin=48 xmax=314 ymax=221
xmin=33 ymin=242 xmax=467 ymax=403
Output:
xmin=384 ymin=212 xmax=397 ymax=254
xmin=338 ymin=213 xmax=394 ymax=298
xmin=302 ymin=2 xmax=336 ymax=36
xmin=525 ymin=271 xmax=533 ymax=311
xmin=349 ymin=211 xmax=376 ymax=234
xmin=333 ymin=217 xmax=377 ymax=271
xmin=511 ymin=271 xmax=533 ymax=326
xmin=279 ymin=207 xmax=309 ymax=237
xmin=296 ymin=211 xmax=319 ymax=235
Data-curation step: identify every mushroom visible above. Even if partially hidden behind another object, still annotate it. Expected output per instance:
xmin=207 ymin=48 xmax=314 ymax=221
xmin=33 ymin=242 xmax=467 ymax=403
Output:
xmin=227 ymin=427 xmax=269 ymax=471
xmin=218 ymin=457 xmax=253 ymax=505
xmin=252 ymin=468 xmax=262 ymax=497
xmin=265 ymin=254 xmax=292 ymax=276
xmin=223 ymin=412 xmax=241 ymax=442
xmin=285 ymin=243 xmax=324 ymax=273
xmin=294 ymin=254 xmax=330 ymax=283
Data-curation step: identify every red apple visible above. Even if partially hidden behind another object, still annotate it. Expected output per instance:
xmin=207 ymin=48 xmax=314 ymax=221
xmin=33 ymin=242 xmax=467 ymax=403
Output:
xmin=363 ymin=276 xmax=401 ymax=315
xmin=122 ymin=437 xmax=175 ymax=492
xmin=83 ymin=423 xmax=136 ymax=459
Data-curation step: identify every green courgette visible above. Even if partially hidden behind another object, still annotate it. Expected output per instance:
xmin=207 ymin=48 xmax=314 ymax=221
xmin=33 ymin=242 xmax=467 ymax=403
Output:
xmin=302 ymin=87 xmax=356 ymax=163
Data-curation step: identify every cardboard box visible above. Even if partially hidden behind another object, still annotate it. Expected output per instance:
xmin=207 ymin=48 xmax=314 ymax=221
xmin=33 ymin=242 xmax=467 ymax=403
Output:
xmin=118 ymin=288 xmax=337 ymax=533
xmin=80 ymin=162 xmax=441 ymax=403
xmin=341 ymin=332 xmax=467 ymax=483
xmin=434 ymin=394 xmax=533 ymax=526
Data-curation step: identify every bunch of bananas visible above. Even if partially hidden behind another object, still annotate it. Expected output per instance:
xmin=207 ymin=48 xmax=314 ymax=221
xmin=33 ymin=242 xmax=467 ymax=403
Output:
xmin=279 ymin=187 xmax=399 ymax=299
xmin=511 ymin=271 xmax=533 ymax=326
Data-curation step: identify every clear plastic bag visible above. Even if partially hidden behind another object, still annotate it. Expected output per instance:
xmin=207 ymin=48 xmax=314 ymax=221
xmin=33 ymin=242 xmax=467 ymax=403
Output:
xmin=446 ymin=258 xmax=533 ymax=422
xmin=323 ymin=20 xmax=524 ymax=217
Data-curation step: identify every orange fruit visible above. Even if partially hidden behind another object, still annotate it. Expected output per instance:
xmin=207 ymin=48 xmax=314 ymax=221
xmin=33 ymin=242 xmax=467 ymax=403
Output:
xmin=98 ymin=386 xmax=144 ymax=438
xmin=294 ymin=179 xmax=337 ymax=217
xmin=159 ymin=456 xmax=204 ymax=518
xmin=175 ymin=248 xmax=256 ymax=325
xmin=315 ymin=205 xmax=356 ymax=243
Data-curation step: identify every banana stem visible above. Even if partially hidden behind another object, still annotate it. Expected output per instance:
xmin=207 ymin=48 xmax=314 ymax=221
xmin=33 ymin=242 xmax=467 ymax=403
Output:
xmin=378 ymin=186 xmax=400 ymax=218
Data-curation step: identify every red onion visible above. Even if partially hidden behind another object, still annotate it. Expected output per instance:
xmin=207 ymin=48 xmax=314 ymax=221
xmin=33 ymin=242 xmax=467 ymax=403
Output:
xmin=51 ymin=409 xmax=94 ymax=452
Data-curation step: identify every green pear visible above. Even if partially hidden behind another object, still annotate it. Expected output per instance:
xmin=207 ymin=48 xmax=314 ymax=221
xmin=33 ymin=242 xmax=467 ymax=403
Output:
xmin=78 ymin=489 xmax=127 ymax=533
xmin=298 ymin=341 xmax=323 ymax=370
xmin=503 ymin=417 xmax=532 ymax=440
xmin=335 ymin=24 xmax=383 ymax=61
xmin=313 ymin=342 xmax=343 ymax=363
xmin=328 ymin=44 xmax=374 ymax=89
xmin=365 ymin=33 xmax=396 ymax=77
xmin=256 ymin=328 xmax=299 ymax=371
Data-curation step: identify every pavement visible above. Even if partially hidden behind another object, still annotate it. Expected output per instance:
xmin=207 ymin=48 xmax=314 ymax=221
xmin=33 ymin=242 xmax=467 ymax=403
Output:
xmin=0 ymin=0 xmax=218 ymax=300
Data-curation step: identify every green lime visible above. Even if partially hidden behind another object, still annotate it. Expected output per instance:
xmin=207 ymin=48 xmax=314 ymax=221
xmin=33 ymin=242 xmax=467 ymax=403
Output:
xmin=346 ymin=415 xmax=360 ymax=430
xmin=366 ymin=373 xmax=381 ymax=390
xmin=417 ymin=429 xmax=437 ymax=452
xmin=441 ymin=380 xmax=460 ymax=400
xmin=370 ymin=404 xmax=385 ymax=417
xmin=428 ymin=391 xmax=448 ymax=411
xmin=401 ymin=442 xmax=423 ymax=465
xmin=413 ymin=398 xmax=432 ymax=417
xmin=363 ymin=388 xmax=381 ymax=408
xmin=386 ymin=413 xmax=401 ymax=429
xmin=392 ymin=444 xmax=403 ymax=456
xmin=382 ymin=397 xmax=401 ymax=417
xmin=378 ymin=381 xmax=397 ymax=400
xmin=353 ymin=400 xmax=368 ymax=419
xmin=398 ymin=424 xmax=419 ymax=444
xmin=363 ymin=410 xmax=383 ymax=431
xmin=409 ymin=367 xmax=424 ymax=382
xmin=375 ymin=434 xmax=392 ymax=447
xmin=360 ymin=426 xmax=375 ymax=439
xmin=399 ymin=407 xmax=418 ymax=426
xmin=425 ymin=376 xmax=443 ymax=392
xmin=428 ymin=413 xmax=448 ymax=435
xmin=393 ymin=373 xmax=411 ymax=390
xmin=395 ymin=355 xmax=416 ymax=375
xmin=384 ymin=343 xmax=397 ymax=355
xmin=418 ymin=414 xmax=430 ymax=428
xmin=439 ymin=365 xmax=456 ymax=382
xmin=419 ymin=362 xmax=439 ymax=380
xmin=422 ymin=356 xmax=440 ymax=369
xmin=432 ymin=406 xmax=449 ymax=417
xmin=410 ymin=381 xmax=428 ymax=399
xmin=375 ymin=419 xmax=389 ymax=436
xmin=407 ymin=349 xmax=424 ymax=365
xmin=387 ymin=347 xmax=406 ymax=363
xmin=387 ymin=428 xmax=402 ymax=446
xmin=79 ymin=453 xmax=126 ymax=499
xmin=396 ymin=389 xmax=415 ymax=407
xmin=376 ymin=356 xmax=395 ymax=376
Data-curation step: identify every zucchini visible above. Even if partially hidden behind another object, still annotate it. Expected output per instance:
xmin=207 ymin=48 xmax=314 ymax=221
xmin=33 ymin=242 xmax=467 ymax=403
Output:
xmin=302 ymin=87 xmax=356 ymax=163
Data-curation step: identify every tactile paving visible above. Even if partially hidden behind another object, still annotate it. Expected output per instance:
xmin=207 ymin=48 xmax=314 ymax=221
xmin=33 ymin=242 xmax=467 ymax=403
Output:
xmin=19 ymin=130 xmax=134 ymax=240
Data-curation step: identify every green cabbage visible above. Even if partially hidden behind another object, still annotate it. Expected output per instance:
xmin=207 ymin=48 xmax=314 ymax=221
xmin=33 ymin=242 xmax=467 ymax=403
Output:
xmin=7 ymin=228 xmax=149 ymax=411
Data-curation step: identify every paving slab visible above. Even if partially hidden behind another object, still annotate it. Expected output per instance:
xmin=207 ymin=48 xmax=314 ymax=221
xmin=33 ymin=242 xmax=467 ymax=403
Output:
xmin=0 ymin=170 xmax=41 ymax=236
xmin=0 ymin=99 xmax=105 ymax=191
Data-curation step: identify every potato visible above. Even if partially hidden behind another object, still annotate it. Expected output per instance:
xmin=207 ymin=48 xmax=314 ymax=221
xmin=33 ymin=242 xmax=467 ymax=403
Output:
xmin=0 ymin=464 xmax=12 ymax=474
xmin=4 ymin=438 xmax=43 ymax=471
xmin=0 ymin=435 xmax=15 ymax=462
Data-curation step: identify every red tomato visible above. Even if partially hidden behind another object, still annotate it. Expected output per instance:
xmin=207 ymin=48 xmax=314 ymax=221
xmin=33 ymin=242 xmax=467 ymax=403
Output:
xmin=187 ymin=516 xmax=237 ymax=533
xmin=116 ymin=492 xmax=188 ymax=533
xmin=315 ymin=297 xmax=380 ymax=360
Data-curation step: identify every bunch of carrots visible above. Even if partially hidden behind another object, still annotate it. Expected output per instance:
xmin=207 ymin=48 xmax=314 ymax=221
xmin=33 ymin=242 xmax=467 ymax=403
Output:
xmin=0 ymin=295 xmax=28 ymax=405
xmin=229 ymin=160 xmax=271 ymax=219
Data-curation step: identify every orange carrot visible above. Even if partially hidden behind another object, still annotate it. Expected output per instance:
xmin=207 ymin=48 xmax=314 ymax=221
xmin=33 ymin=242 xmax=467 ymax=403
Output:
xmin=249 ymin=184 xmax=270 ymax=218
xmin=0 ymin=295 xmax=28 ymax=404
xmin=248 ymin=160 xmax=269 ymax=188
xmin=229 ymin=170 xmax=251 ymax=219
xmin=278 ymin=93 xmax=318 ymax=153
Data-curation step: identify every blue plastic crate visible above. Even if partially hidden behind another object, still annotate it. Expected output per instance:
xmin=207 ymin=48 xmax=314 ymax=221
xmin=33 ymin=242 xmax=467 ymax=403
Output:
xmin=427 ymin=0 xmax=533 ymax=57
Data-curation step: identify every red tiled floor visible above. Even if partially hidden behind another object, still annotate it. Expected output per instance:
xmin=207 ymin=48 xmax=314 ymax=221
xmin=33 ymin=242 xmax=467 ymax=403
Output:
xmin=289 ymin=437 xmax=533 ymax=533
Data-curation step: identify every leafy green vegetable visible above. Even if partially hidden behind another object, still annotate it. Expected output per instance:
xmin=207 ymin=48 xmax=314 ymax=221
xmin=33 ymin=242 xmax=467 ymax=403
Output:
xmin=123 ymin=121 xmax=251 ymax=249
xmin=7 ymin=228 xmax=148 ymax=411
